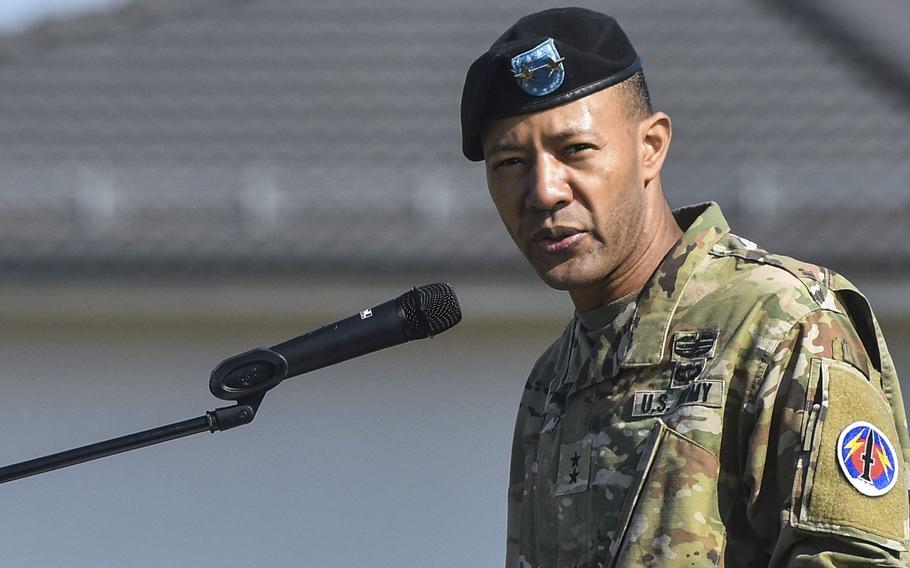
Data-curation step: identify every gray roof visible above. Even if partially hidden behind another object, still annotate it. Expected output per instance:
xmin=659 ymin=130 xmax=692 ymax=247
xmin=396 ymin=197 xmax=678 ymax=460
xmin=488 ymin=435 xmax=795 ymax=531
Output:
xmin=0 ymin=0 xmax=908 ymax=275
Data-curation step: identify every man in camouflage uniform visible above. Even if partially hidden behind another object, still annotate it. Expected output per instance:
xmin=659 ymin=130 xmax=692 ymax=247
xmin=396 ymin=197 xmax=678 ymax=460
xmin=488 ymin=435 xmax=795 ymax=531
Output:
xmin=460 ymin=8 xmax=910 ymax=567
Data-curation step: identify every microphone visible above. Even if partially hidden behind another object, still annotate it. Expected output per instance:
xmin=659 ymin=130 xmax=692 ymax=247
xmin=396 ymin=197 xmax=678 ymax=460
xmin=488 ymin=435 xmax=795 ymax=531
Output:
xmin=209 ymin=282 xmax=462 ymax=400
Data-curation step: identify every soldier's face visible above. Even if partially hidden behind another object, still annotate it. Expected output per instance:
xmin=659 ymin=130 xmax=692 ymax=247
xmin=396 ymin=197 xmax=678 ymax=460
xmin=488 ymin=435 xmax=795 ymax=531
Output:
xmin=481 ymin=87 xmax=649 ymax=300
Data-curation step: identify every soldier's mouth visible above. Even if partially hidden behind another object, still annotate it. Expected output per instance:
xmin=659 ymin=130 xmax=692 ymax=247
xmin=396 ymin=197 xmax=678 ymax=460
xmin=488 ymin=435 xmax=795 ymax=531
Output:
xmin=532 ymin=228 xmax=585 ymax=253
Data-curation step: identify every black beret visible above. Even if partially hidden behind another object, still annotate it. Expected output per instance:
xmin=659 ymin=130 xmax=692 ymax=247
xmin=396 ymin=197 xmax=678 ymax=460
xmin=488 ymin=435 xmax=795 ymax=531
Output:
xmin=460 ymin=7 xmax=642 ymax=161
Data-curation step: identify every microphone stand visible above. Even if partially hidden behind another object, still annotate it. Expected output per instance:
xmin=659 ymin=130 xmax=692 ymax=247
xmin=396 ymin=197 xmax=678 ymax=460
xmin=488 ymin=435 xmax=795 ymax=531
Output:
xmin=0 ymin=394 xmax=264 ymax=485
xmin=0 ymin=343 xmax=288 ymax=486
xmin=0 ymin=282 xmax=462 ymax=485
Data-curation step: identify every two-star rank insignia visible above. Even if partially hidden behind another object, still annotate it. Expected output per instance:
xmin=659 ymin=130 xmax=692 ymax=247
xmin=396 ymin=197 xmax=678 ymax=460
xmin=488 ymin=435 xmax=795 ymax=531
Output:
xmin=510 ymin=38 xmax=566 ymax=96
xmin=837 ymin=421 xmax=899 ymax=497
xmin=555 ymin=439 xmax=591 ymax=496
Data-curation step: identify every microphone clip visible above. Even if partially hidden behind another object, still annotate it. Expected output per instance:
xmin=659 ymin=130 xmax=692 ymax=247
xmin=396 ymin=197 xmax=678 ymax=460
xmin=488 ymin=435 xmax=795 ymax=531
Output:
xmin=209 ymin=348 xmax=290 ymax=401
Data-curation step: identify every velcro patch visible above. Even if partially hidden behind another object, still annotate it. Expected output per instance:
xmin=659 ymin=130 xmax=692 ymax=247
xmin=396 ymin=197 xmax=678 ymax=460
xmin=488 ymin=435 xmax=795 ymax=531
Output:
xmin=670 ymin=359 xmax=706 ymax=388
xmin=555 ymin=439 xmax=592 ymax=496
xmin=631 ymin=380 xmax=724 ymax=418
xmin=672 ymin=329 xmax=718 ymax=360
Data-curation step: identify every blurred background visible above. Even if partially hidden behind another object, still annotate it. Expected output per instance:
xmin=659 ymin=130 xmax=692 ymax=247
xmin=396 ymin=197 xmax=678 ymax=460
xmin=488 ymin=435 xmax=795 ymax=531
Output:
xmin=0 ymin=1 xmax=908 ymax=566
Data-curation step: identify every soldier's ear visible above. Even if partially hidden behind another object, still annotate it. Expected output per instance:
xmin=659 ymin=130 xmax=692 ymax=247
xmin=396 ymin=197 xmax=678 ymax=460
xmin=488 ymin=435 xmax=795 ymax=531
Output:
xmin=639 ymin=111 xmax=671 ymax=185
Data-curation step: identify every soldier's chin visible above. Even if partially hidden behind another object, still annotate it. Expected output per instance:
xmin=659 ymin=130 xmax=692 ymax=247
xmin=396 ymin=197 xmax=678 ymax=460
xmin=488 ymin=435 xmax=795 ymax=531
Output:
xmin=536 ymin=264 xmax=594 ymax=292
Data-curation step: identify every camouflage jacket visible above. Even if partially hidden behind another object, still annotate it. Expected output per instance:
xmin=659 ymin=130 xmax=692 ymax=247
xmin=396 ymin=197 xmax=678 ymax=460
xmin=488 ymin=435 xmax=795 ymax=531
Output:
xmin=506 ymin=202 xmax=910 ymax=567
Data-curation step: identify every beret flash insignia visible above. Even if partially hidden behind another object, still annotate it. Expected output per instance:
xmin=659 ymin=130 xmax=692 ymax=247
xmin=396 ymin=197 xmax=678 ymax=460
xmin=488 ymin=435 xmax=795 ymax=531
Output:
xmin=510 ymin=38 xmax=565 ymax=96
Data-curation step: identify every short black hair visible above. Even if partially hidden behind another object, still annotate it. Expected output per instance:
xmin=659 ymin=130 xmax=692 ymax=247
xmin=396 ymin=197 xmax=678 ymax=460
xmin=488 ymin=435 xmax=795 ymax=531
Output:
xmin=614 ymin=70 xmax=653 ymax=121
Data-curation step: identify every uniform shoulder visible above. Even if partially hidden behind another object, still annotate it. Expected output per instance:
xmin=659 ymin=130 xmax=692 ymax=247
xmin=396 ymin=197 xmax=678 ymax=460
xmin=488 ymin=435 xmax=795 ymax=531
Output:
xmin=705 ymin=232 xmax=847 ymax=317
xmin=708 ymin=233 xmax=891 ymax=383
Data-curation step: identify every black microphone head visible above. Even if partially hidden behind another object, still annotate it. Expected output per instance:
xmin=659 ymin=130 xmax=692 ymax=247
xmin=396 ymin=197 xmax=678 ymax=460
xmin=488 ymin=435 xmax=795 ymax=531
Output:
xmin=398 ymin=282 xmax=462 ymax=339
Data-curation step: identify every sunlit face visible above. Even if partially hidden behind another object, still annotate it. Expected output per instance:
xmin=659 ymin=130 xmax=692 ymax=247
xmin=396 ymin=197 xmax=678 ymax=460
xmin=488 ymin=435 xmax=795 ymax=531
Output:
xmin=481 ymin=87 xmax=650 ymax=296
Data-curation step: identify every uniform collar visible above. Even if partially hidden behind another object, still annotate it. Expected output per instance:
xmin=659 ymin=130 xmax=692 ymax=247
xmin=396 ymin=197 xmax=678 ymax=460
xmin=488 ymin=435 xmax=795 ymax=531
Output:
xmin=622 ymin=202 xmax=731 ymax=366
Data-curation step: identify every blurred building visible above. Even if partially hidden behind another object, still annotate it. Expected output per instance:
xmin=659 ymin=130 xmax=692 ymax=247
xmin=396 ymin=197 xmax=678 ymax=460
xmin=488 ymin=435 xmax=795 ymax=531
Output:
xmin=0 ymin=1 xmax=908 ymax=566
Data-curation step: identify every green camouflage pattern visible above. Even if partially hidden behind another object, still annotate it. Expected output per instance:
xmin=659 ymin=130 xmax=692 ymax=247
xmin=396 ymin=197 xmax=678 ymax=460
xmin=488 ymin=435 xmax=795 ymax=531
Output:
xmin=507 ymin=202 xmax=910 ymax=567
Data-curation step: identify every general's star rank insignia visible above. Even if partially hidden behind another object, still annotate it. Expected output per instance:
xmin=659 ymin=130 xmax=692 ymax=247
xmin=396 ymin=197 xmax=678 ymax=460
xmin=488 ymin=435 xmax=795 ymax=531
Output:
xmin=837 ymin=421 xmax=899 ymax=497
xmin=555 ymin=439 xmax=591 ymax=496
xmin=510 ymin=38 xmax=565 ymax=96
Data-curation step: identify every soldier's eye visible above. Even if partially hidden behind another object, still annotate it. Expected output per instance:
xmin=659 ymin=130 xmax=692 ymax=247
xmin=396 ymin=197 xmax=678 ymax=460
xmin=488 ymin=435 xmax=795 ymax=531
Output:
xmin=493 ymin=157 xmax=523 ymax=170
xmin=566 ymin=143 xmax=593 ymax=155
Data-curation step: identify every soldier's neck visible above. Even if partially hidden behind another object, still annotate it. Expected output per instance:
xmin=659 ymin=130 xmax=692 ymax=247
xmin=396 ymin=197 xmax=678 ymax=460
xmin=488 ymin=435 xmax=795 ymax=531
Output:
xmin=570 ymin=194 xmax=682 ymax=312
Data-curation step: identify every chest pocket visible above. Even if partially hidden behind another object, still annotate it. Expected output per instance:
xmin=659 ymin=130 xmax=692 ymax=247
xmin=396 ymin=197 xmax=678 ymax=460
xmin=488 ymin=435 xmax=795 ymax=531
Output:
xmin=609 ymin=419 xmax=726 ymax=567
xmin=545 ymin=417 xmax=726 ymax=567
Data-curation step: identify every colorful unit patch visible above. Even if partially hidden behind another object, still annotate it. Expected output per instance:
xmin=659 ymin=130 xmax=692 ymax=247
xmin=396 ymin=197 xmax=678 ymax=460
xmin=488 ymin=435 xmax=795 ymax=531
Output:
xmin=510 ymin=38 xmax=565 ymax=96
xmin=836 ymin=421 xmax=899 ymax=497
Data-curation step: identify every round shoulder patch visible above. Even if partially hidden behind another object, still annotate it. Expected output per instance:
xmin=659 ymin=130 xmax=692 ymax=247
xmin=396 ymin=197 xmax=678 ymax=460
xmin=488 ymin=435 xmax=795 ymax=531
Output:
xmin=837 ymin=421 xmax=899 ymax=497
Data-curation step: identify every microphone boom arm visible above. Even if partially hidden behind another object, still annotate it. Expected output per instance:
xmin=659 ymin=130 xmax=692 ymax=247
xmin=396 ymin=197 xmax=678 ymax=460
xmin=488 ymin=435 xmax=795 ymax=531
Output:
xmin=0 ymin=394 xmax=264 ymax=485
